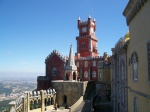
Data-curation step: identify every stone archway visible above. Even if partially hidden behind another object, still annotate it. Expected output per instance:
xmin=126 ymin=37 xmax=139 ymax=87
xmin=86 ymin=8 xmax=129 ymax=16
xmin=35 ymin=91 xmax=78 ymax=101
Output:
xmin=63 ymin=95 xmax=68 ymax=109
xmin=73 ymin=72 xmax=76 ymax=80
xmin=63 ymin=95 xmax=67 ymax=104
xmin=66 ymin=73 xmax=69 ymax=80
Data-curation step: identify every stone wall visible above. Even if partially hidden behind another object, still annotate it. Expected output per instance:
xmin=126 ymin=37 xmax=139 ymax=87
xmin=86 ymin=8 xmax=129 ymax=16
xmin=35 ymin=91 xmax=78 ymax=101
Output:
xmin=51 ymin=81 xmax=87 ymax=107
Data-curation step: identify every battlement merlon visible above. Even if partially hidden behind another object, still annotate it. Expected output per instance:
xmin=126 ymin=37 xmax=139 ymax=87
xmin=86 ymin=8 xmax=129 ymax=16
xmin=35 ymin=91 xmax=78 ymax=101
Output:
xmin=77 ymin=16 xmax=96 ymax=31
xmin=76 ymin=35 xmax=98 ymax=41
xmin=37 ymin=76 xmax=50 ymax=81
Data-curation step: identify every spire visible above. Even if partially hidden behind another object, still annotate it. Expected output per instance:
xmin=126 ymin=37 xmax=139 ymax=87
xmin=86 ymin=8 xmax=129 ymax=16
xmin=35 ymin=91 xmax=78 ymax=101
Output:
xmin=68 ymin=45 xmax=75 ymax=66
xmin=88 ymin=15 xmax=91 ymax=18
xmin=93 ymin=18 xmax=96 ymax=21
xmin=65 ymin=45 xmax=77 ymax=70
xmin=78 ymin=17 xmax=81 ymax=20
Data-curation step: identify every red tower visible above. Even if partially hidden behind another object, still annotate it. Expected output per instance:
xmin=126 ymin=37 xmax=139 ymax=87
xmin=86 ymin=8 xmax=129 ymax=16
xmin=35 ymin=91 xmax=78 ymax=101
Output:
xmin=76 ymin=15 xmax=98 ymax=58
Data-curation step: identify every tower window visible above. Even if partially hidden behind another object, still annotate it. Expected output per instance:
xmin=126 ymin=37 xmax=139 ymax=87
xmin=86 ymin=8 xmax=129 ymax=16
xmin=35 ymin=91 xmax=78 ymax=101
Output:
xmin=131 ymin=52 xmax=138 ymax=81
xmin=82 ymin=42 xmax=86 ymax=48
xmin=52 ymin=67 xmax=57 ymax=76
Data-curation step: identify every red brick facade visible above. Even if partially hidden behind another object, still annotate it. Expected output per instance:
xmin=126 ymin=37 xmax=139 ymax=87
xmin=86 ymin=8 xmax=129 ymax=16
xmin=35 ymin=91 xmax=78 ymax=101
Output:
xmin=45 ymin=53 xmax=65 ymax=81
xmin=37 ymin=50 xmax=66 ymax=90
xmin=76 ymin=57 xmax=103 ymax=81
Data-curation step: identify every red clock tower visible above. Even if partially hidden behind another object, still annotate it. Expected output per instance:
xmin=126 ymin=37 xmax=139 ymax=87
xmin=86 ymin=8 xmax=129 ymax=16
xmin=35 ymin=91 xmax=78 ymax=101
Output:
xmin=76 ymin=15 xmax=98 ymax=58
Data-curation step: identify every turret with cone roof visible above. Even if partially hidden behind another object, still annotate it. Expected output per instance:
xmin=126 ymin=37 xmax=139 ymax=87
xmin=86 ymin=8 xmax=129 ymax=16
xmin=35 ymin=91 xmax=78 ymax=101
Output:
xmin=65 ymin=45 xmax=77 ymax=70
xmin=65 ymin=45 xmax=77 ymax=81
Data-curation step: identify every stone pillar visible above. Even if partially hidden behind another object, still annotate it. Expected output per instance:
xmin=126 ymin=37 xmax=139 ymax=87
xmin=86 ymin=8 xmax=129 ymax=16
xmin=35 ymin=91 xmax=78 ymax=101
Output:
xmin=26 ymin=92 xmax=30 ymax=112
xmin=53 ymin=94 xmax=56 ymax=107
xmin=9 ymin=101 xmax=16 ymax=112
xmin=22 ymin=97 xmax=25 ymax=112
xmin=41 ymin=90 xmax=45 ymax=112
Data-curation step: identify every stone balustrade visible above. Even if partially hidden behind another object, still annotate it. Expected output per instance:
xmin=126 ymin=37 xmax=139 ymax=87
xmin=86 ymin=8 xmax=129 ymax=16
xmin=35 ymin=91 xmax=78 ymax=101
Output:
xmin=9 ymin=88 xmax=56 ymax=112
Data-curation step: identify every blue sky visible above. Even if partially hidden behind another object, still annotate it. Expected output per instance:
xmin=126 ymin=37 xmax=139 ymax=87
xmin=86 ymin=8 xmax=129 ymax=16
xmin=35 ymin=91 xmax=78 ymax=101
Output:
xmin=0 ymin=0 xmax=128 ymax=78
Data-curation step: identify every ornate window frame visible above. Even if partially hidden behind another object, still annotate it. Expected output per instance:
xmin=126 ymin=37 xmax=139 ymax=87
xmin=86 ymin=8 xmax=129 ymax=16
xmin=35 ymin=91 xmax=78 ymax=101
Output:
xmin=131 ymin=52 xmax=138 ymax=81
xmin=52 ymin=67 xmax=57 ymax=76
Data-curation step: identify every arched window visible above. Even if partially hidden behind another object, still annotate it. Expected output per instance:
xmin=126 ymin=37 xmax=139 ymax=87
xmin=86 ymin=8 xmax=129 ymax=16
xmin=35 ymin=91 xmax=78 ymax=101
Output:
xmin=84 ymin=71 xmax=88 ymax=78
xmin=82 ymin=42 xmax=86 ymax=48
xmin=84 ymin=61 xmax=88 ymax=67
xmin=92 ymin=71 xmax=96 ymax=77
xmin=93 ymin=61 xmax=96 ymax=66
xmin=121 ymin=61 xmax=125 ymax=79
xmin=131 ymin=52 xmax=138 ymax=81
xmin=52 ymin=67 xmax=57 ymax=76
xmin=134 ymin=97 xmax=138 ymax=112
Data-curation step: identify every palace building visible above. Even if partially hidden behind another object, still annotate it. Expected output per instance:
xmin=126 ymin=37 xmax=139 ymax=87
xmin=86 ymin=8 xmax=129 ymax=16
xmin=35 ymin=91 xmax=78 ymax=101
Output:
xmin=37 ymin=16 xmax=111 ymax=90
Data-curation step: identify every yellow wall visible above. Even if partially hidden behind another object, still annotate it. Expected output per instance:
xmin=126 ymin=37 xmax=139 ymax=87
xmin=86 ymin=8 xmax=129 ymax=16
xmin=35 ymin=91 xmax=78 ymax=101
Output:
xmin=127 ymin=1 xmax=150 ymax=111
xmin=128 ymin=90 xmax=150 ymax=112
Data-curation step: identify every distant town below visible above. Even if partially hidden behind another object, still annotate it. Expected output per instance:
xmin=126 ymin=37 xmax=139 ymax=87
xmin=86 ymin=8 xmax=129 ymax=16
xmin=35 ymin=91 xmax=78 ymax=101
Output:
xmin=0 ymin=78 xmax=37 ymax=111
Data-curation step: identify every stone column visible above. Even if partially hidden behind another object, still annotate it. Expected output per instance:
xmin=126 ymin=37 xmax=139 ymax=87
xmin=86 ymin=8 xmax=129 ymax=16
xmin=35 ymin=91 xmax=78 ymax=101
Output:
xmin=41 ymin=90 xmax=45 ymax=112
xmin=9 ymin=101 xmax=16 ymax=112
xmin=22 ymin=97 xmax=25 ymax=112
xmin=26 ymin=92 xmax=30 ymax=112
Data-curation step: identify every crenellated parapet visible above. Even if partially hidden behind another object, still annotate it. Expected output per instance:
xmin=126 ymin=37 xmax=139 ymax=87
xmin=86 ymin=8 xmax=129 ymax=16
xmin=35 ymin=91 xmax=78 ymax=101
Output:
xmin=9 ymin=88 xmax=56 ymax=112
xmin=76 ymin=56 xmax=103 ymax=60
xmin=76 ymin=55 xmax=111 ymax=61
xmin=45 ymin=49 xmax=66 ymax=63
xmin=37 ymin=76 xmax=50 ymax=81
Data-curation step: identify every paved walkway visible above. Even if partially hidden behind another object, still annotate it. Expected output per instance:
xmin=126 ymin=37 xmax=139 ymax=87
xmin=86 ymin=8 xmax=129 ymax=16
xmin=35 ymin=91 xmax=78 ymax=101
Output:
xmin=45 ymin=106 xmax=69 ymax=112
xmin=46 ymin=109 xmax=69 ymax=112
xmin=72 ymin=100 xmax=91 ymax=112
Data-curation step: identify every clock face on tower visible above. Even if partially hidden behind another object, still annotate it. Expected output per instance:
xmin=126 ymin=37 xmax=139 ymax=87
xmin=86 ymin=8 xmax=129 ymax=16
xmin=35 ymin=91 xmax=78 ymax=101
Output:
xmin=82 ymin=27 xmax=87 ymax=33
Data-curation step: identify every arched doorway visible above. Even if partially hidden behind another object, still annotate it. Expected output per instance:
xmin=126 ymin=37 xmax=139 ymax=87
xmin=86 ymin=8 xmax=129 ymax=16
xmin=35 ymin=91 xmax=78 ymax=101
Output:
xmin=66 ymin=73 xmax=69 ymax=80
xmin=63 ymin=95 xmax=67 ymax=104
xmin=73 ymin=72 xmax=76 ymax=80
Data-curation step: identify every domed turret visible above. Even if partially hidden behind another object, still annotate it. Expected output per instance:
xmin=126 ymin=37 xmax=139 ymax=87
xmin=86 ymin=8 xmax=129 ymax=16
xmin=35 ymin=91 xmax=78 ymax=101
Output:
xmin=124 ymin=31 xmax=130 ymax=42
